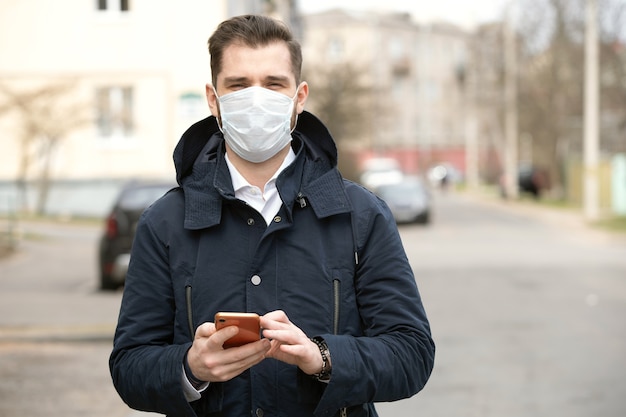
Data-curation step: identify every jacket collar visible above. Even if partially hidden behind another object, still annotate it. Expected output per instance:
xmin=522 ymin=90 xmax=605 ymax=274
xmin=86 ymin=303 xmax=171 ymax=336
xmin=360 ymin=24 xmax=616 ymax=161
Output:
xmin=174 ymin=112 xmax=351 ymax=230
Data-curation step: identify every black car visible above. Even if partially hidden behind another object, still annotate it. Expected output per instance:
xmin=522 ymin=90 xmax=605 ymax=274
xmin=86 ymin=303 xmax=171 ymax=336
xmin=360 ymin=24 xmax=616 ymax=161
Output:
xmin=499 ymin=164 xmax=550 ymax=199
xmin=98 ymin=180 xmax=175 ymax=290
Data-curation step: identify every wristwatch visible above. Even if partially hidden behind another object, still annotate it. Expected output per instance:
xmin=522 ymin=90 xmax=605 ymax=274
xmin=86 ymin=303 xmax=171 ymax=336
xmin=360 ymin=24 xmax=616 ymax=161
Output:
xmin=310 ymin=336 xmax=332 ymax=381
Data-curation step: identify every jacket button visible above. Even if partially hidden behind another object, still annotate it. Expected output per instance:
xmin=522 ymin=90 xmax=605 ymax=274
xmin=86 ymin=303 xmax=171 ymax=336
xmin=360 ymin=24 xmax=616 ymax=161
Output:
xmin=273 ymin=216 xmax=281 ymax=223
xmin=250 ymin=275 xmax=261 ymax=286
xmin=247 ymin=218 xmax=255 ymax=225
xmin=255 ymin=409 xmax=264 ymax=417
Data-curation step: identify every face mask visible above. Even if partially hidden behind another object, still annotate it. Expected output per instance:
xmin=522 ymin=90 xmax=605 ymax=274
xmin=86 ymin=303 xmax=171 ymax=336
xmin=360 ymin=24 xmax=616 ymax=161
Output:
xmin=216 ymin=86 xmax=297 ymax=163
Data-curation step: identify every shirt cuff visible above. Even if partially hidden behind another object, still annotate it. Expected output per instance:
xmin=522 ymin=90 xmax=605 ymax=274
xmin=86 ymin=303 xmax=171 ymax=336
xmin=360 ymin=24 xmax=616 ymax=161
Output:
xmin=181 ymin=364 xmax=209 ymax=402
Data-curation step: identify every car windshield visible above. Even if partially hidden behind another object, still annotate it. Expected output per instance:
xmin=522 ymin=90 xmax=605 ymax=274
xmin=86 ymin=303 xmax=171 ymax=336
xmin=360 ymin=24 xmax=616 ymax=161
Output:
xmin=378 ymin=182 xmax=424 ymax=199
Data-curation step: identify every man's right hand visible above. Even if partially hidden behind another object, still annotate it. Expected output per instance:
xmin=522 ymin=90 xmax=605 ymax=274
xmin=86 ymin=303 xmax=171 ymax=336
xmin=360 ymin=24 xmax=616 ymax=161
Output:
xmin=186 ymin=322 xmax=271 ymax=382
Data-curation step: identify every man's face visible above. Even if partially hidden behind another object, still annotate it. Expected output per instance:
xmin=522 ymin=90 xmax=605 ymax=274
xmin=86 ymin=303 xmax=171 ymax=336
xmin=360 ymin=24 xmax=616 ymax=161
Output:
xmin=206 ymin=42 xmax=308 ymax=125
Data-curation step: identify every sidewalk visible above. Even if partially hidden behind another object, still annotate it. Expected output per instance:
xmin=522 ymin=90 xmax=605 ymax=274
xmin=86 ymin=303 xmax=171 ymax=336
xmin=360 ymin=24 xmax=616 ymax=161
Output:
xmin=0 ymin=219 xmax=120 ymax=344
xmin=460 ymin=188 xmax=626 ymax=243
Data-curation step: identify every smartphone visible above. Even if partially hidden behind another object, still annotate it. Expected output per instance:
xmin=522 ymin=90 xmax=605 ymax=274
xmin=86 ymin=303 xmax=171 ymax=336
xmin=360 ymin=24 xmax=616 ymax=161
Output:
xmin=214 ymin=312 xmax=261 ymax=348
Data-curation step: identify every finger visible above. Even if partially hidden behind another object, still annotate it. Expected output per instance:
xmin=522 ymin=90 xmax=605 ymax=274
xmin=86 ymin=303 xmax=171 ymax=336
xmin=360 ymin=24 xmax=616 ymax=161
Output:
xmin=262 ymin=326 xmax=308 ymax=345
xmin=260 ymin=310 xmax=288 ymax=326
xmin=261 ymin=328 xmax=294 ymax=342
xmin=207 ymin=339 xmax=271 ymax=381
xmin=210 ymin=325 xmax=241 ymax=348
xmin=260 ymin=317 xmax=293 ymax=333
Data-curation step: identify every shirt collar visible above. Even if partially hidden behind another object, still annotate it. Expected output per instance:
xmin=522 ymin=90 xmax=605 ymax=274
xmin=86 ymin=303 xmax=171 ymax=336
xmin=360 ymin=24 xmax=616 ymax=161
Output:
xmin=225 ymin=148 xmax=297 ymax=192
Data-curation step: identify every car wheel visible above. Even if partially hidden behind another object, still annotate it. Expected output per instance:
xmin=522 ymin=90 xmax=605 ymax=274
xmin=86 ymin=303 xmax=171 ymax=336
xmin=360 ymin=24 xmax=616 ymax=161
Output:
xmin=100 ymin=272 xmax=119 ymax=291
xmin=416 ymin=211 xmax=431 ymax=224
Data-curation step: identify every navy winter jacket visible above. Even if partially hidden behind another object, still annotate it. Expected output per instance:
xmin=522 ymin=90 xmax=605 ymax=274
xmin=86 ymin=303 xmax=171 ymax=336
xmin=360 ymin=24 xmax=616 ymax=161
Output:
xmin=110 ymin=111 xmax=435 ymax=417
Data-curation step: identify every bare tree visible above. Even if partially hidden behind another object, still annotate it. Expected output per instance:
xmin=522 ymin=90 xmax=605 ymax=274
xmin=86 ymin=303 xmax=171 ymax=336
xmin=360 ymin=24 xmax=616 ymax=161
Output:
xmin=598 ymin=0 xmax=626 ymax=152
xmin=0 ymin=82 xmax=91 ymax=214
xmin=516 ymin=0 xmax=585 ymax=196
xmin=302 ymin=62 xmax=380 ymax=180
xmin=495 ymin=0 xmax=626 ymax=197
xmin=303 ymin=62 xmax=373 ymax=143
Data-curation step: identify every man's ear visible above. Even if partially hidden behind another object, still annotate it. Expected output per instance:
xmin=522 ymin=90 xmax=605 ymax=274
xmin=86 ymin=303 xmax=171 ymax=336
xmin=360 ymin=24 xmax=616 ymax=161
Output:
xmin=206 ymin=84 xmax=220 ymax=118
xmin=295 ymin=81 xmax=309 ymax=114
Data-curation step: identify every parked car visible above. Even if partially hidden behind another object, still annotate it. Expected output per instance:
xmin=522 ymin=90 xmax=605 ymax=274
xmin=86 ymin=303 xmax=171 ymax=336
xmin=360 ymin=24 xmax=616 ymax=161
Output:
xmin=374 ymin=177 xmax=432 ymax=224
xmin=359 ymin=157 xmax=404 ymax=190
xmin=518 ymin=164 xmax=550 ymax=198
xmin=98 ymin=180 xmax=176 ymax=290
xmin=499 ymin=164 xmax=550 ymax=199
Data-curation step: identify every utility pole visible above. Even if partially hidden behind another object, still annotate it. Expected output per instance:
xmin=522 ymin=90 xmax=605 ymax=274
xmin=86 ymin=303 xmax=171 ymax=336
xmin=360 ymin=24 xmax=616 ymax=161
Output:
xmin=503 ymin=4 xmax=519 ymax=199
xmin=583 ymin=0 xmax=600 ymax=221
xmin=461 ymin=40 xmax=479 ymax=190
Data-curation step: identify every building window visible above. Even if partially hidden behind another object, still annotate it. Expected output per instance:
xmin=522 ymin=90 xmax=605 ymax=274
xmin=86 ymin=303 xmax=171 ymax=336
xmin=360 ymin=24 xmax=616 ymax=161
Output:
xmin=96 ymin=87 xmax=134 ymax=140
xmin=327 ymin=37 xmax=344 ymax=62
xmin=97 ymin=0 xmax=130 ymax=12
xmin=389 ymin=37 xmax=404 ymax=60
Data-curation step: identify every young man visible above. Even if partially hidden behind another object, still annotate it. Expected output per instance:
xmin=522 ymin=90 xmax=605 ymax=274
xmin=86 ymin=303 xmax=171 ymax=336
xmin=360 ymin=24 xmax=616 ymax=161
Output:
xmin=110 ymin=15 xmax=434 ymax=417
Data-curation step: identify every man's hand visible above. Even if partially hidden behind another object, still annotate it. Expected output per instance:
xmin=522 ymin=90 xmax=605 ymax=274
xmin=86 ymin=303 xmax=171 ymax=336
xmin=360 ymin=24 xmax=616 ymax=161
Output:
xmin=186 ymin=322 xmax=271 ymax=382
xmin=260 ymin=310 xmax=325 ymax=376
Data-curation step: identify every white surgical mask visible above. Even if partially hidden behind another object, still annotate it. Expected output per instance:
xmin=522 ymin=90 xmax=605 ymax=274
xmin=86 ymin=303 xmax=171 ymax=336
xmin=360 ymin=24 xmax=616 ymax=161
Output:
xmin=216 ymin=86 xmax=297 ymax=163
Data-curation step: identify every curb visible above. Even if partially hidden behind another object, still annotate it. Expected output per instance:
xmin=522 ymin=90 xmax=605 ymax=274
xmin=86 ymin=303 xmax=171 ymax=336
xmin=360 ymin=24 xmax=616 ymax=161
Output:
xmin=460 ymin=190 xmax=585 ymax=227
xmin=0 ymin=323 xmax=115 ymax=343
xmin=459 ymin=190 xmax=626 ymax=243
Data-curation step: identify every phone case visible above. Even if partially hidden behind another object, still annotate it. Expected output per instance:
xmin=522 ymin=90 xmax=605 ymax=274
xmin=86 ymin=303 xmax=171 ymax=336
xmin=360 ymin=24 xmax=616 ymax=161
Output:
xmin=214 ymin=312 xmax=261 ymax=348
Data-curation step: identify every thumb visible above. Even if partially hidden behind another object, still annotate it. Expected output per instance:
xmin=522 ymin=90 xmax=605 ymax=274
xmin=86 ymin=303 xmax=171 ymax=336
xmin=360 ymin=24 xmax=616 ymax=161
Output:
xmin=212 ymin=324 xmax=240 ymax=348
xmin=194 ymin=322 xmax=216 ymax=340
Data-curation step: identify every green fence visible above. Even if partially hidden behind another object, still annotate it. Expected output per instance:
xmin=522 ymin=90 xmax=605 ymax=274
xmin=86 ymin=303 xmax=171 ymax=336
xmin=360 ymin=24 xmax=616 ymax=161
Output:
xmin=567 ymin=155 xmax=626 ymax=215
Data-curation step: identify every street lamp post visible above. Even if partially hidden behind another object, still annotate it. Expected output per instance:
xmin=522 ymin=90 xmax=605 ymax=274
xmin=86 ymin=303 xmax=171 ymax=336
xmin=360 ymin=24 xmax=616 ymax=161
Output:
xmin=503 ymin=3 xmax=519 ymax=199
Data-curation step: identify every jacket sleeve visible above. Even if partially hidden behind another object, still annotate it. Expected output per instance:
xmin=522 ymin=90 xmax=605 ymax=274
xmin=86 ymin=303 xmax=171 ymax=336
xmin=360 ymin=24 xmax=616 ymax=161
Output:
xmin=314 ymin=189 xmax=435 ymax=416
xmin=109 ymin=209 xmax=198 ymax=417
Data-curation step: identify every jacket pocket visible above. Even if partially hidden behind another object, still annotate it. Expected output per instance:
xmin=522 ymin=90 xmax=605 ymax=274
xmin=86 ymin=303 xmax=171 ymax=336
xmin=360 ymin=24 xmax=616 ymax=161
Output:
xmin=331 ymin=268 xmax=361 ymax=336
xmin=333 ymin=278 xmax=341 ymax=335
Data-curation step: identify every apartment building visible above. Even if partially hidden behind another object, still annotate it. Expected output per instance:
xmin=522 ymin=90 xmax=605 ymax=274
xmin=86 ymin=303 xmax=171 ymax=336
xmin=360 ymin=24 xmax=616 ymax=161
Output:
xmin=0 ymin=0 xmax=297 ymax=215
xmin=302 ymin=9 xmax=470 ymax=176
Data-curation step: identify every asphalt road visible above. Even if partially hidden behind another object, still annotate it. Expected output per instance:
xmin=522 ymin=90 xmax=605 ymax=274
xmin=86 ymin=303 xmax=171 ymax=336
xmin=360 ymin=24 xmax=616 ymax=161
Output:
xmin=0 ymin=191 xmax=625 ymax=417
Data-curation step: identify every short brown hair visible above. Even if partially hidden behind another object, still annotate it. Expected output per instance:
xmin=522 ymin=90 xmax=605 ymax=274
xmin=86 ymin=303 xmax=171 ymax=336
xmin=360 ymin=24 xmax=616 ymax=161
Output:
xmin=208 ymin=15 xmax=302 ymax=86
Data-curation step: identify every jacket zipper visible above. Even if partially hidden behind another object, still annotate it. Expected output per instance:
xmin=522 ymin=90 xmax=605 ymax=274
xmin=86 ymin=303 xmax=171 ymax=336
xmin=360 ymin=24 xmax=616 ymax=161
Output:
xmin=185 ymin=285 xmax=194 ymax=338
xmin=333 ymin=279 xmax=341 ymax=335
xmin=333 ymin=279 xmax=347 ymax=416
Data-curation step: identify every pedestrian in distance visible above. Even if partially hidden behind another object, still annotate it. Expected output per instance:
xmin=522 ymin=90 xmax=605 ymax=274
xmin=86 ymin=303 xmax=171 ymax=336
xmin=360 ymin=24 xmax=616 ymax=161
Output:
xmin=110 ymin=14 xmax=435 ymax=417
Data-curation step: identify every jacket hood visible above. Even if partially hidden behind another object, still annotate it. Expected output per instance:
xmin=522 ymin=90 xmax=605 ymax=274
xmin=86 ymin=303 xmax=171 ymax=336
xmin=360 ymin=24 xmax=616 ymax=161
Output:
xmin=173 ymin=111 xmax=338 ymax=186
xmin=171 ymin=111 xmax=350 ymax=230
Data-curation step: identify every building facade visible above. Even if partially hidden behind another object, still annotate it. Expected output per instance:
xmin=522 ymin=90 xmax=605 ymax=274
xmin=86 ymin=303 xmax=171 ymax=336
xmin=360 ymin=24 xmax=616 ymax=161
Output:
xmin=0 ymin=0 xmax=296 ymax=215
xmin=302 ymin=9 xmax=470 ymax=177
xmin=0 ymin=2 xmax=474 ymax=215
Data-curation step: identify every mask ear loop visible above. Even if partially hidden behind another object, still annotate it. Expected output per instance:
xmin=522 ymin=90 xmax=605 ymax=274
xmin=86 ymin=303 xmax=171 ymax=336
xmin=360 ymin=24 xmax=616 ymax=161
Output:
xmin=212 ymin=85 xmax=224 ymax=133
xmin=290 ymin=82 xmax=304 ymax=133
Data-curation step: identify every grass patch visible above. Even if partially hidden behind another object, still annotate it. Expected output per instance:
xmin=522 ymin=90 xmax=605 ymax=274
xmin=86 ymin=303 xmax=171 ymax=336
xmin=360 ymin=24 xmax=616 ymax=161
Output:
xmin=592 ymin=216 xmax=626 ymax=233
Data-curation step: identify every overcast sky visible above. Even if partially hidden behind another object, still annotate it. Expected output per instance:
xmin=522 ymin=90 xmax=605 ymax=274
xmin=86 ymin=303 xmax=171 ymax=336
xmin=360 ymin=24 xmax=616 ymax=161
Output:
xmin=298 ymin=0 xmax=510 ymax=28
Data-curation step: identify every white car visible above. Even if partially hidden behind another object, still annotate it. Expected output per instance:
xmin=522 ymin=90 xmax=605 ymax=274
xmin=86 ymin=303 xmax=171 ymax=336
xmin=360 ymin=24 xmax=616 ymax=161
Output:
xmin=375 ymin=178 xmax=432 ymax=224
xmin=359 ymin=157 xmax=404 ymax=189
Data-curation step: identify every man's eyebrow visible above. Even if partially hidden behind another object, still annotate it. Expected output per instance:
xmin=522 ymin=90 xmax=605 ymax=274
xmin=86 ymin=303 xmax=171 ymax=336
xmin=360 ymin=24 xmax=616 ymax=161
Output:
xmin=222 ymin=76 xmax=249 ymax=84
xmin=265 ymin=75 xmax=290 ymax=83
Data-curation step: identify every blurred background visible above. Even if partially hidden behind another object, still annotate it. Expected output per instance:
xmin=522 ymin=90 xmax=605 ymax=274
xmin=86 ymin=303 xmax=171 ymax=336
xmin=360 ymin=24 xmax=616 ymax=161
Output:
xmin=0 ymin=1 xmax=625 ymax=416
xmin=0 ymin=0 xmax=625 ymax=220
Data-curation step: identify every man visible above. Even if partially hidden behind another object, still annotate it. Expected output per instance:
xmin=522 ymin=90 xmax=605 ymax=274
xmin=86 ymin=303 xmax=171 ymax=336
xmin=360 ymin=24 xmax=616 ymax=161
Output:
xmin=110 ymin=14 xmax=434 ymax=417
